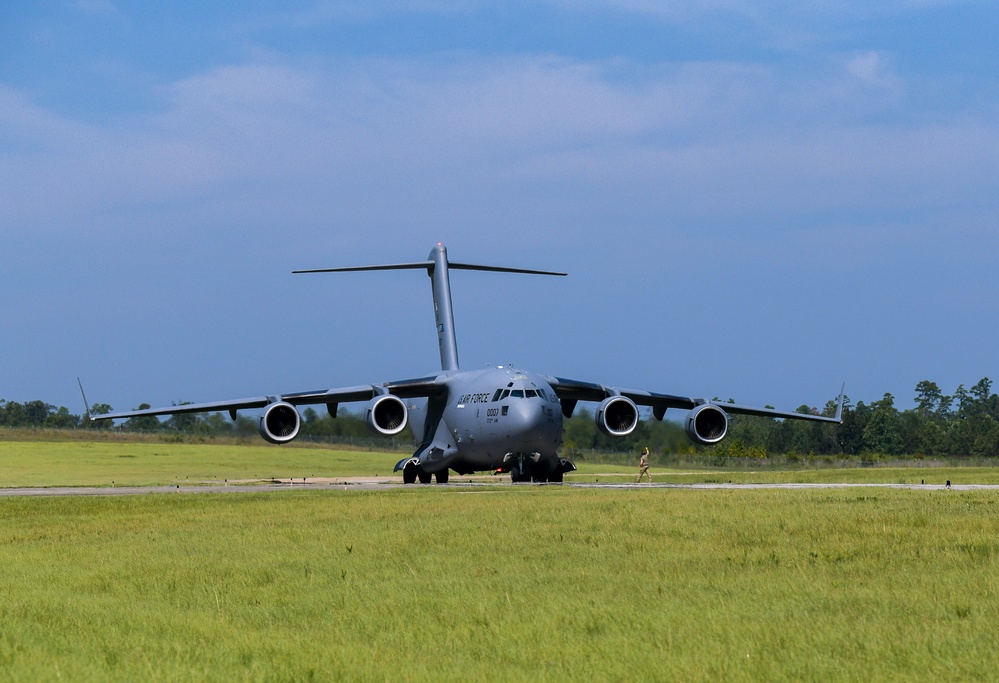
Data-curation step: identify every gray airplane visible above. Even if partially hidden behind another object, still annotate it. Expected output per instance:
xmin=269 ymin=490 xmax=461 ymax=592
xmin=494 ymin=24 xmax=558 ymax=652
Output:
xmin=94 ymin=243 xmax=843 ymax=483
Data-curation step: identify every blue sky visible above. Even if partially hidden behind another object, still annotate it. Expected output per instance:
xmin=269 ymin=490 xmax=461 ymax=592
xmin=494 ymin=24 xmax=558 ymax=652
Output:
xmin=2 ymin=1 xmax=997 ymax=416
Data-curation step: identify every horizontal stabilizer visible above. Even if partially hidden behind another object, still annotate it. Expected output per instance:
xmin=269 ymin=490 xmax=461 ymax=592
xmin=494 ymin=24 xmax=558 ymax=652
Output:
xmin=293 ymin=261 xmax=566 ymax=277
xmin=293 ymin=261 xmax=432 ymax=274
xmin=448 ymin=262 xmax=566 ymax=277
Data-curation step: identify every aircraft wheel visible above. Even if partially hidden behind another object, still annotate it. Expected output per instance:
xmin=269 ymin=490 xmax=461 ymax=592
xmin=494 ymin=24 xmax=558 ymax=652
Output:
xmin=402 ymin=463 xmax=417 ymax=484
xmin=548 ymin=470 xmax=564 ymax=483
xmin=434 ymin=469 xmax=449 ymax=484
xmin=418 ymin=470 xmax=433 ymax=484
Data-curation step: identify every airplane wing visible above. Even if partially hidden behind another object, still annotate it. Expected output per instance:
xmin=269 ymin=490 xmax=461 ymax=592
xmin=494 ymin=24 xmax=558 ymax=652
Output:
xmin=545 ymin=376 xmax=844 ymax=423
xmin=92 ymin=374 xmax=447 ymax=422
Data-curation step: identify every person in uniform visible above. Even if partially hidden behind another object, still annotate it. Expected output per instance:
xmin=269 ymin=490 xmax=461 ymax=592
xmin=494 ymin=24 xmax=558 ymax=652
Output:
xmin=636 ymin=446 xmax=652 ymax=483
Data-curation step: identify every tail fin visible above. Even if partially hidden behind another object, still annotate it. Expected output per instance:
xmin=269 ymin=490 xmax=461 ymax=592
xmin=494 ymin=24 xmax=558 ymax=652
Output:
xmin=294 ymin=243 xmax=565 ymax=372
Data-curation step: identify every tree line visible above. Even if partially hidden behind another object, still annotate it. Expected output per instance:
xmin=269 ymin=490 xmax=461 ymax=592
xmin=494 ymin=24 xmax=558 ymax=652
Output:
xmin=714 ymin=377 xmax=999 ymax=460
xmin=2 ymin=377 xmax=997 ymax=458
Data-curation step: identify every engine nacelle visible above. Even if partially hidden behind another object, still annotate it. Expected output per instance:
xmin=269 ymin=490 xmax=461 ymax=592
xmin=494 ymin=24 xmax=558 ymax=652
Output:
xmin=366 ymin=394 xmax=408 ymax=436
xmin=685 ymin=404 xmax=728 ymax=445
xmin=258 ymin=401 xmax=301 ymax=444
xmin=595 ymin=396 xmax=639 ymax=437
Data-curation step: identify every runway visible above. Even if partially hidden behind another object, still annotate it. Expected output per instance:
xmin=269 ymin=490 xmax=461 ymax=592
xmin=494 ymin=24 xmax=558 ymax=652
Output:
xmin=2 ymin=478 xmax=997 ymax=497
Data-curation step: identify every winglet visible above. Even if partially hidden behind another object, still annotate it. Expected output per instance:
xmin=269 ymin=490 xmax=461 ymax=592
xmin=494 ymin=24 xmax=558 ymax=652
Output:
xmin=77 ymin=377 xmax=92 ymax=421
xmin=834 ymin=383 xmax=846 ymax=423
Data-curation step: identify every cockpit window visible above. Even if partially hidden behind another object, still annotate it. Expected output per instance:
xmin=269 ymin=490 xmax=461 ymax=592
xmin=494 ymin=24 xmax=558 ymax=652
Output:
xmin=499 ymin=387 xmax=550 ymax=400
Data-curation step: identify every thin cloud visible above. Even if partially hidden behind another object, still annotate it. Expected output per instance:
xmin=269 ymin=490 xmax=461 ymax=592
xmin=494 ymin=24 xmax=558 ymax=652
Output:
xmin=5 ymin=50 xmax=996 ymax=249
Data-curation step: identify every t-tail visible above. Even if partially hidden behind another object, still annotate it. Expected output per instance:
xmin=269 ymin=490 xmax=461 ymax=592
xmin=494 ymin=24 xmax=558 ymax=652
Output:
xmin=293 ymin=243 xmax=566 ymax=372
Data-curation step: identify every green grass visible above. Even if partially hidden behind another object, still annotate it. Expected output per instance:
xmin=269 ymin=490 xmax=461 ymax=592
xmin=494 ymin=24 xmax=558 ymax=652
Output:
xmin=569 ymin=462 xmax=994 ymax=485
xmin=3 ymin=438 xmax=995 ymax=488
xmin=3 ymin=437 xmax=999 ymax=679
xmin=0 ymin=440 xmax=403 ymax=487
xmin=2 ymin=488 xmax=999 ymax=681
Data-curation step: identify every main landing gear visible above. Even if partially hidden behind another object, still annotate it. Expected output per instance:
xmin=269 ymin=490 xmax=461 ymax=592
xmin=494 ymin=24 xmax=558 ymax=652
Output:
xmin=401 ymin=459 xmax=449 ymax=485
xmin=505 ymin=454 xmax=576 ymax=483
xmin=508 ymin=466 xmax=562 ymax=483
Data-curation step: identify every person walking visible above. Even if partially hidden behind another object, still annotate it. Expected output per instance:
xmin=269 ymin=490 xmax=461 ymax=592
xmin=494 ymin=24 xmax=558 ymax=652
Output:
xmin=636 ymin=446 xmax=652 ymax=483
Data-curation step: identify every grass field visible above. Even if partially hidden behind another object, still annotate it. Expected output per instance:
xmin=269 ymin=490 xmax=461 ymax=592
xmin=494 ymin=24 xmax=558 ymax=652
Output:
xmin=0 ymin=439 xmax=404 ymax=487
xmin=571 ymin=465 xmax=993 ymax=486
xmin=2 ymin=438 xmax=999 ymax=680
xmin=0 ymin=436 xmax=993 ymax=487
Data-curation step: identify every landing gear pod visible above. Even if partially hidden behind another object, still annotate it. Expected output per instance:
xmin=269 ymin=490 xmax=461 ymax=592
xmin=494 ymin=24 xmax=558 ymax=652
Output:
xmin=685 ymin=404 xmax=728 ymax=445
xmin=595 ymin=396 xmax=639 ymax=437
xmin=258 ymin=401 xmax=301 ymax=444
xmin=366 ymin=394 xmax=408 ymax=436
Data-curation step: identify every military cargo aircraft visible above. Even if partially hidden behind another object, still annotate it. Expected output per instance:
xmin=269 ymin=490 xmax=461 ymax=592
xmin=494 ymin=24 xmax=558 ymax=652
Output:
xmin=93 ymin=243 xmax=843 ymax=483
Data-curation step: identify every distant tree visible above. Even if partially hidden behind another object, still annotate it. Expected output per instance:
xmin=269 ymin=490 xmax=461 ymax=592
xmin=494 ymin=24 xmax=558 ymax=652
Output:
xmin=863 ymin=393 xmax=903 ymax=455
xmin=897 ymin=410 xmax=923 ymax=455
xmin=300 ymin=409 xmax=370 ymax=439
xmin=971 ymin=416 xmax=999 ymax=458
xmin=124 ymin=404 xmax=163 ymax=432
xmin=761 ymin=417 xmax=792 ymax=455
xmin=942 ymin=378 xmax=999 ymax=456
xmin=163 ymin=403 xmax=200 ymax=432
xmin=915 ymin=418 xmax=948 ymax=457
xmin=45 ymin=406 xmax=80 ymax=429
xmin=720 ymin=413 xmax=774 ymax=457
xmin=970 ymin=377 xmax=994 ymax=407
xmin=1 ymin=401 xmax=27 ymax=426
xmin=83 ymin=402 xmax=113 ymax=429
xmin=953 ymin=384 xmax=972 ymax=418
xmin=23 ymin=400 xmax=53 ymax=425
xmin=0 ymin=399 xmax=81 ymax=429
xmin=227 ymin=415 xmax=254 ymax=437
xmin=968 ymin=378 xmax=998 ymax=426
xmin=914 ymin=380 xmax=946 ymax=419
xmin=200 ymin=412 xmax=232 ymax=435
xmin=835 ymin=399 xmax=867 ymax=455
xmin=562 ymin=409 xmax=600 ymax=454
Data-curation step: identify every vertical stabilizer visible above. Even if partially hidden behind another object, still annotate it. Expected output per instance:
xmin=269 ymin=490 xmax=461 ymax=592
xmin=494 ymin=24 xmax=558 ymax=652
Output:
xmin=293 ymin=243 xmax=566 ymax=375
xmin=428 ymin=244 xmax=460 ymax=372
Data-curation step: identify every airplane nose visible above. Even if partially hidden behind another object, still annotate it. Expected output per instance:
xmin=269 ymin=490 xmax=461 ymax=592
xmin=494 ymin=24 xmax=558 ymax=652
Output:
xmin=506 ymin=401 xmax=549 ymax=443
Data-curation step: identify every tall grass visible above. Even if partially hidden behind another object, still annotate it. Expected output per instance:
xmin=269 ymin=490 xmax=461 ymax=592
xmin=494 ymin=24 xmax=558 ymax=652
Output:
xmin=1 ymin=487 xmax=998 ymax=681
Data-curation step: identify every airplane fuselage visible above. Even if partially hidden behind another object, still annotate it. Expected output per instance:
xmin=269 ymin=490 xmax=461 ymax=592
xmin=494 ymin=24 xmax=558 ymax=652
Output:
xmin=408 ymin=365 xmax=565 ymax=478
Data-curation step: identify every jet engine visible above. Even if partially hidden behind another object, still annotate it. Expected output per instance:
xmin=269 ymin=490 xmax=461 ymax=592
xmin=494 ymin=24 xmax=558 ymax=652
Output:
xmin=258 ymin=401 xmax=302 ymax=444
xmin=365 ymin=394 xmax=409 ymax=436
xmin=685 ymin=404 xmax=728 ymax=445
xmin=595 ymin=396 xmax=639 ymax=437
